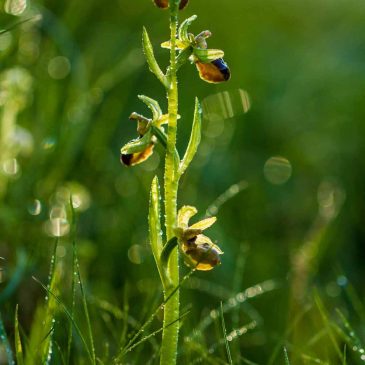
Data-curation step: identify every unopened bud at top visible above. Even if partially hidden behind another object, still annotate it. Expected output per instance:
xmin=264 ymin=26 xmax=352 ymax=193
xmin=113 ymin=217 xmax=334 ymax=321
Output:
xmin=153 ymin=0 xmax=189 ymax=10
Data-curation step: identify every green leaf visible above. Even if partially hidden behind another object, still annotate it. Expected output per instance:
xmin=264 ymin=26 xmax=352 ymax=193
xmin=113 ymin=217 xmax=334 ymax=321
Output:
xmin=178 ymin=97 xmax=201 ymax=176
xmin=142 ymin=27 xmax=168 ymax=87
xmin=121 ymin=130 xmax=153 ymax=155
xmin=138 ymin=95 xmax=162 ymax=121
xmin=149 ymin=177 xmax=166 ymax=284
xmin=193 ymin=48 xmax=224 ymax=63
xmin=178 ymin=15 xmax=197 ymax=43
xmin=14 ymin=305 xmax=24 ymax=365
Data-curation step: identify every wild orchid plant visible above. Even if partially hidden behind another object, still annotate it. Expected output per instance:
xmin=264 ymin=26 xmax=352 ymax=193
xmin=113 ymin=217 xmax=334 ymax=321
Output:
xmin=120 ymin=0 xmax=230 ymax=363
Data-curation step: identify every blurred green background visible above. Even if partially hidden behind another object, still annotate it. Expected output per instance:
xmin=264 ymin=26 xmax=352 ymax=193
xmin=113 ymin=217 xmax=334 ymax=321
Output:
xmin=1 ymin=0 xmax=365 ymax=363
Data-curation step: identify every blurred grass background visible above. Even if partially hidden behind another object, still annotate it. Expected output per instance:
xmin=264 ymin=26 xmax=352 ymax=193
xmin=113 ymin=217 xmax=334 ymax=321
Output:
xmin=0 ymin=0 xmax=365 ymax=363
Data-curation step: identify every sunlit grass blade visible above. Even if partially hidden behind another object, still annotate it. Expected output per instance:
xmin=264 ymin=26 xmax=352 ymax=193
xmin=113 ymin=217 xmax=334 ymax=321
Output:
xmin=0 ymin=311 xmax=15 ymax=365
xmin=142 ymin=27 xmax=168 ymax=87
xmin=193 ymin=280 xmax=279 ymax=338
xmin=25 ymin=239 xmax=59 ymax=365
xmin=116 ymin=266 xmax=198 ymax=361
xmin=178 ymin=97 xmax=201 ymax=176
xmin=314 ymin=292 xmax=343 ymax=361
xmin=334 ymin=308 xmax=365 ymax=361
xmin=14 ymin=305 xmax=24 ymax=365
xmin=32 ymin=276 xmax=94 ymax=364
xmin=70 ymin=197 xmax=96 ymax=365
xmin=124 ymin=309 xmax=190 ymax=354
xmin=220 ymin=302 xmax=233 ymax=365
xmin=283 ymin=347 xmax=291 ymax=365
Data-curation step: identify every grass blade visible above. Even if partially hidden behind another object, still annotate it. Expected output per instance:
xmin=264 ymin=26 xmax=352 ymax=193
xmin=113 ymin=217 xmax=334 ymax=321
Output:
xmin=70 ymin=197 xmax=96 ymax=365
xmin=14 ymin=305 xmax=24 ymax=365
xmin=32 ymin=276 xmax=94 ymax=364
xmin=220 ymin=302 xmax=233 ymax=365
xmin=283 ymin=347 xmax=291 ymax=365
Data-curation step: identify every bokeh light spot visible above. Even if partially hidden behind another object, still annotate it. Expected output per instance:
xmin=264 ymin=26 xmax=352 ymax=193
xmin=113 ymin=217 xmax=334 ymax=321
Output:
xmin=48 ymin=56 xmax=71 ymax=80
xmin=2 ymin=158 xmax=20 ymax=176
xmin=44 ymin=218 xmax=70 ymax=237
xmin=27 ymin=199 xmax=42 ymax=216
xmin=4 ymin=0 xmax=27 ymax=16
xmin=263 ymin=156 xmax=292 ymax=185
xmin=128 ymin=245 xmax=144 ymax=265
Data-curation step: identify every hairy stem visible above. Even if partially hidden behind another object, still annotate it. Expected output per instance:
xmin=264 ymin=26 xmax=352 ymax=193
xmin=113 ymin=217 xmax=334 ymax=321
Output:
xmin=161 ymin=1 xmax=180 ymax=364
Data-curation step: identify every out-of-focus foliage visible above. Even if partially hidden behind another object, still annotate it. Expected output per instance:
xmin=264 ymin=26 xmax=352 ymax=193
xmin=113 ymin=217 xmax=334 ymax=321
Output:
xmin=1 ymin=0 xmax=365 ymax=363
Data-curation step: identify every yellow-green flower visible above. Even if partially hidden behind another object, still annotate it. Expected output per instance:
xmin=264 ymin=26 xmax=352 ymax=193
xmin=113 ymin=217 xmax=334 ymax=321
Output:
xmin=161 ymin=17 xmax=230 ymax=83
xmin=120 ymin=96 xmax=168 ymax=167
xmin=175 ymin=205 xmax=223 ymax=271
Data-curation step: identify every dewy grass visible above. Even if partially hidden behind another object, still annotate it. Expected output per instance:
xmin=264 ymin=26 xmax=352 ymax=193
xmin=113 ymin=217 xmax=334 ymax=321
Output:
xmin=119 ymin=0 xmax=230 ymax=363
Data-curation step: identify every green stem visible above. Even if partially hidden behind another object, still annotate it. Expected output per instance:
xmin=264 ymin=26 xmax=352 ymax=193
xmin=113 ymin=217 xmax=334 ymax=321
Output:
xmin=161 ymin=1 xmax=180 ymax=364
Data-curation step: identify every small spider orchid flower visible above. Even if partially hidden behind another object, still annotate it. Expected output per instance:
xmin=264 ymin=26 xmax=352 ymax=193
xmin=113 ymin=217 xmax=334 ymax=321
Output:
xmin=153 ymin=0 xmax=189 ymax=10
xmin=161 ymin=16 xmax=231 ymax=83
xmin=120 ymin=95 xmax=169 ymax=166
xmin=174 ymin=205 xmax=223 ymax=271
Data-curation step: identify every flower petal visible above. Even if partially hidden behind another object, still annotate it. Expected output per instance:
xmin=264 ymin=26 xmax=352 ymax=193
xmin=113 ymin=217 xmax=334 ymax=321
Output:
xmin=177 ymin=205 xmax=197 ymax=228
xmin=190 ymin=216 xmax=216 ymax=231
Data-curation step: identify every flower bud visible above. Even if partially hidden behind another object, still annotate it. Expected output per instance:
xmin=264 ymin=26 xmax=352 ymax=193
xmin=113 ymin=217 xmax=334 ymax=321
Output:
xmin=153 ymin=0 xmax=189 ymax=10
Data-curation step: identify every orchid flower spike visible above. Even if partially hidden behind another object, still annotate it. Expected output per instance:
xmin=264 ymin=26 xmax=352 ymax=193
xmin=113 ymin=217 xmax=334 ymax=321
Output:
xmin=175 ymin=205 xmax=223 ymax=271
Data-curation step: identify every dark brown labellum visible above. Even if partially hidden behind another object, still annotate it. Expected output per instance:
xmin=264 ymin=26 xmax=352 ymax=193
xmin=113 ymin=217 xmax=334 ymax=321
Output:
xmin=120 ymin=144 xmax=154 ymax=166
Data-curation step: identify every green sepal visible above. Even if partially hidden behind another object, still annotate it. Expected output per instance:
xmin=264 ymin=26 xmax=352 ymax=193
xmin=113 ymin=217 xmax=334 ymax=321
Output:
xmin=149 ymin=177 xmax=170 ymax=287
xmin=142 ymin=27 xmax=169 ymax=88
xmin=193 ymin=48 xmax=224 ymax=63
xmin=138 ymin=95 xmax=162 ymax=121
xmin=178 ymin=15 xmax=197 ymax=43
xmin=121 ymin=130 xmax=153 ymax=155
xmin=178 ymin=97 xmax=201 ymax=176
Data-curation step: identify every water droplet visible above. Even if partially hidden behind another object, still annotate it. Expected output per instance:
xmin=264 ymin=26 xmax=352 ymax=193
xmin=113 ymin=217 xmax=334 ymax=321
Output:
xmin=127 ymin=244 xmax=144 ymax=265
xmin=2 ymin=158 xmax=20 ymax=176
xmin=48 ymin=56 xmax=71 ymax=80
xmin=263 ymin=156 xmax=292 ymax=185
xmin=42 ymin=136 xmax=56 ymax=150
xmin=27 ymin=199 xmax=42 ymax=215
xmin=337 ymin=275 xmax=348 ymax=287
